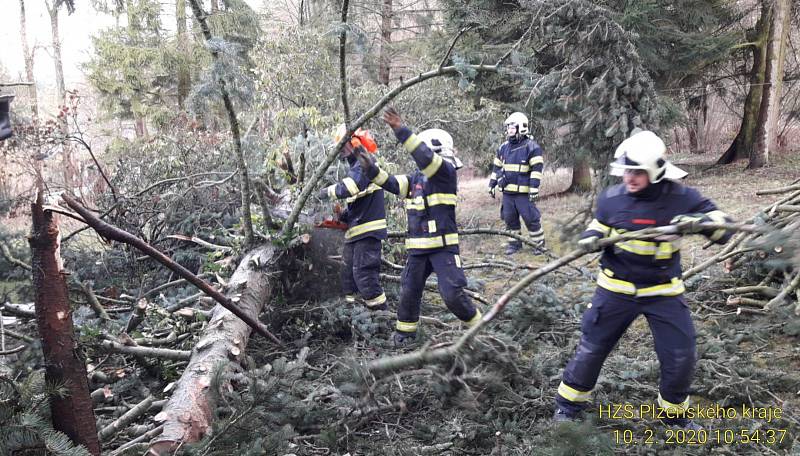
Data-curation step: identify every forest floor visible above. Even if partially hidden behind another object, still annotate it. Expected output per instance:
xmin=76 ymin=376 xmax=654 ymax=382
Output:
xmin=234 ymin=153 xmax=800 ymax=456
xmin=3 ymin=154 xmax=800 ymax=456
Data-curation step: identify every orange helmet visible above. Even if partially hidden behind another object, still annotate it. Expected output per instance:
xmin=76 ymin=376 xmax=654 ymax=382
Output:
xmin=334 ymin=124 xmax=378 ymax=153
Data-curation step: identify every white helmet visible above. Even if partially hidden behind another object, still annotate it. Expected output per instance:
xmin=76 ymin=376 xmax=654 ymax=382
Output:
xmin=504 ymin=112 xmax=529 ymax=137
xmin=610 ymin=130 xmax=687 ymax=183
xmin=418 ymin=128 xmax=463 ymax=169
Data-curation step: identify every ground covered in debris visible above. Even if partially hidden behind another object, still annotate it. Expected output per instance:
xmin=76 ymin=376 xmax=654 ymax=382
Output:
xmin=2 ymin=161 xmax=799 ymax=456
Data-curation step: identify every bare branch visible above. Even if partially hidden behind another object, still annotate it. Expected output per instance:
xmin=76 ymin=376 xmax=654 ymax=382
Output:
xmin=339 ymin=0 xmax=351 ymax=124
xmin=61 ymin=193 xmax=282 ymax=345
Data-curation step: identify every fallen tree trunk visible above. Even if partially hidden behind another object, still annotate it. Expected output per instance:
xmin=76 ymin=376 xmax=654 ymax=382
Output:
xmin=147 ymin=245 xmax=280 ymax=455
xmin=147 ymin=226 xmax=343 ymax=453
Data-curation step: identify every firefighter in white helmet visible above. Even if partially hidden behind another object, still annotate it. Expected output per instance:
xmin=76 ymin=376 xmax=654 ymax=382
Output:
xmin=553 ymin=130 xmax=734 ymax=429
xmin=352 ymin=108 xmax=480 ymax=347
xmin=488 ymin=112 xmax=545 ymax=254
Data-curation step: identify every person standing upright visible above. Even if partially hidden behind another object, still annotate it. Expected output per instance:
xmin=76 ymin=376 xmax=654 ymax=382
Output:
xmin=488 ymin=112 xmax=544 ymax=255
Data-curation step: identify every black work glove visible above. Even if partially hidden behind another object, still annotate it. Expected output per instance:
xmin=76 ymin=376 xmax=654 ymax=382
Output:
xmin=529 ymin=191 xmax=539 ymax=202
xmin=318 ymin=187 xmax=331 ymax=201
xmin=488 ymin=186 xmax=496 ymax=199
xmin=352 ymin=146 xmax=377 ymax=172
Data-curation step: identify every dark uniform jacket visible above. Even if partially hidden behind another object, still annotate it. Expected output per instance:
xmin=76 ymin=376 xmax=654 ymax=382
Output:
xmin=581 ymin=180 xmax=733 ymax=297
xmin=365 ymin=127 xmax=460 ymax=256
xmin=325 ymin=156 xmax=387 ymax=243
xmin=489 ymin=136 xmax=544 ymax=195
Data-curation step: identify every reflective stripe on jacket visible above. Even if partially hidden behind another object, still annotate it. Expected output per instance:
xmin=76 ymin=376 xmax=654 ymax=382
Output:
xmin=324 ymin=156 xmax=388 ymax=243
xmin=489 ymin=136 xmax=544 ymax=195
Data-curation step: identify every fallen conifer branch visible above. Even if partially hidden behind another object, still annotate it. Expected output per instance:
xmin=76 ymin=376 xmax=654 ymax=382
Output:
xmin=61 ymin=193 xmax=281 ymax=345
xmin=101 ymin=340 xmax=191 ymax=361
xmin=98 ymin=395 xmax=156 ymax=442
xmin=366 ymin=221 xmax=771 ymax=377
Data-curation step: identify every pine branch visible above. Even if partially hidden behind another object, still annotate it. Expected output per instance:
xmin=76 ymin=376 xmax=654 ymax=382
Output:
xmin=366 ymin=221 xmax=771 ymax=377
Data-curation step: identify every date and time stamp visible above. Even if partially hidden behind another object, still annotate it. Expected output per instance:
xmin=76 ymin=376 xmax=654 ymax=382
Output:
xmin=599 ymin=403 xmax=791 ymax=446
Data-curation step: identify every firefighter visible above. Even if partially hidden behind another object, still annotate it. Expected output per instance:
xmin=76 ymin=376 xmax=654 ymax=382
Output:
xmin=488 ymin=112 xmax=545 ymax=255
xmin=318 ymin=125 xmax=388 ymax=310
xmin=553 ymin=130 xmax=733 ymax=429
xmin=0 ymin=95 xmax=14 ymax=141
xmin=352 ymin=108 xmax=481 ymax=347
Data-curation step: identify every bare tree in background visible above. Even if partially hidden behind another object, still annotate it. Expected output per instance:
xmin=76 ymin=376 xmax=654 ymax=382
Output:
xmin=19 ymin=0 xmax=39 ymax=117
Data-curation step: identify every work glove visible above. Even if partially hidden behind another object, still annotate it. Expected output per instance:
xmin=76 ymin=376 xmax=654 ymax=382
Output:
xmin=488 ymin=186 xmax=496 ymax=199
xmin=352 ymin=146 xmax=377 ymax=172
xmin=317 ymin=187 xmax=331 ymax=201
xmin=577 ymin=236 xmax=601 ymax=253
xmin=670 ymin=213 xmax=712 ymax=234
xmin=529 ymin=191 xmax=539 ymax=202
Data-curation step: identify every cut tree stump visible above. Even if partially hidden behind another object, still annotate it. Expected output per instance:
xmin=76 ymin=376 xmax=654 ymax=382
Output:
xmin=29 ymin=191 xmax=101 ymax=455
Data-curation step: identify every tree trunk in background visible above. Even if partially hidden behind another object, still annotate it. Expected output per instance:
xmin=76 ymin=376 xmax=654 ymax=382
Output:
xmin=378 ymin=0 xmax=393 ymax=85
xmin=568 ymin=158 xmax=592 ymax=193
xmin=19 ymin=0 xmax=39 ymax=117
xmin=716 ymin=3 xmax=770 ymax=165
xmin=210 ymin=0 xmax=218 ymax=13
xmin=176 ymin=0 xmax=190 ymax=109
xmin=750 ymin=0 xmax=792 ymax=169
xmin=686 ymin=90 xmax=707 ymax=153
xmin=47 ymin=0 xmax=77 ymax=189
xmin=29 ymin=192 xmax=100 ymax=455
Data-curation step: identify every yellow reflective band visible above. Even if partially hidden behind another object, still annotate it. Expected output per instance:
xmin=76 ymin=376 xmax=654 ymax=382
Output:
xmin=597 ymin=271 xmax=685 ymax=297
xmin=405 ymin=196 xmax=426 ymax=211
xmin=373 ymin=169 xmax=389 ymax=186
xmin=493 ymin=157 xmax=504 ymax=167
xmin=655 ymin=241 xmax=677 ymax=260
xmin=636 ymin=278 xmax=685 ymax=297
xmin=657 ymin=393 xmax=690 ymax=414
xmin=427 ymin=193 xmax=457 ymax=206
xmin=326 ymin=185 xmax=337 ymax=200
xmin=503 ymin=163 xmax=530 ymax=172
xmin=422 ymin=153 xmax=443 ymax=177
xmin=587 ymin=219 xmax=611 ymax=236
xmin=558 ymin=382 xmax=592 ymax=402
xmin=489 ymin=172 xmax=498 ymax=181
xmin=530 ymin=171 xmax=543 ymax=180
xmin=365 ymin=293 xmax=387 ymax=307
xmin=530 ymin=230 xmax=544 ymax=241
xmin=405 ymin=233 xmax=459 ymax=250
xmin=345 ymin=183 xmax=382 ymax=204
xmin=396 ymin=320 xmax=418 ymax=332
xmin=345 ymin=295 xmax=357 ymax=303
xmin=342 ymin=177 xmax=359 ymax=196
xmin=464 ymin=309 xmax=482 ymax=328
xmin=454 ymin=254 xmax=461 ymax=268
xmin=503 ymin=184 xmax=531 ymax=193
xmin=345 ymin=219 xmax=387 ymax=239
xmin=397 ymin=175 xmax=409 ymax=199
xmin=597 ymin=270 xmax=637 ymax=295
xmin=403 ymin=134 xmax=424 ymax=153
xmin=529 ymin=156 xmax=544 ymax=165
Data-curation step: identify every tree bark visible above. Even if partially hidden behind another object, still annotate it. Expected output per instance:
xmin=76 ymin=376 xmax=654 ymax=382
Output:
xmin=750 ymin=0 xmax=792 ymax=169
xmin=717 ymin=4 xmax=770 ymax=165
xmin=46 ymin=0 xmax=77 ymax=188
xmin=176 ymin=0 xmax=190 ymax=109
xmin=568 ymin=158 xmax=592 ymax=193
xmin=19 ymin=0 xmax=38 ymax=117
xmin=29 ymin=191 xmax=100 ymax=455
xmin=377 ymin=0 xmax=393 ymax=85
xmin=147 ymin=246 xmax=278 ymax=455
xmin=187 ymin=0 xmax=255 ymax=248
